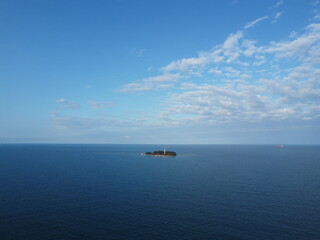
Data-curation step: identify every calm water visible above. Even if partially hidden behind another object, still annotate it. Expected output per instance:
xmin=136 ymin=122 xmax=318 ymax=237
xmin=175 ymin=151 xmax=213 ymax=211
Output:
xmin=0 ymin=144 xmax=319 ymax=240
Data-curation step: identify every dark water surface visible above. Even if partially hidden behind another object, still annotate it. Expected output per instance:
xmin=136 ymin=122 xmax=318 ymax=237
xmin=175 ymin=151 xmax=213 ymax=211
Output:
xmin=0 ymin=144 xmax=319 ymax=240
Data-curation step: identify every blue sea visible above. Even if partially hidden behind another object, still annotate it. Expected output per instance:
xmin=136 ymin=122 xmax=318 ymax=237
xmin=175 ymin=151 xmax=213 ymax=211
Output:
xmin=0 ymin=144 xmax=319 ymax=240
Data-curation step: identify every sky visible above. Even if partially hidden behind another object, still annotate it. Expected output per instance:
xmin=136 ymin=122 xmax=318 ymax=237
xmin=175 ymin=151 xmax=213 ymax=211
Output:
xmin=1 ymin=0 xmax=320 ymax=144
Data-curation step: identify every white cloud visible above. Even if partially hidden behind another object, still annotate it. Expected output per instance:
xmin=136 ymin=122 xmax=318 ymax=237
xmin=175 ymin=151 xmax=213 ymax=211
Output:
xmin=222 ymin=31 xmax=244 ymax=63
xmin=272 ymin=11 xmax=284 ymax=23
xmin=88 ymin=101 xmax=114 ymax=109
xmin=244 ymin=16 xmax=269 ymax=29
xmin=273 ymin=0 xmax=284 ymax=8
xmin=162 ymin=56 xmax=209 ymax=72
xmin=241 ymin=39 xmax=261 ymax=56
xmin=161 ymin=73 xmax=320 ymax=125
xmin=130 ymin=48 xmax=146 ymax=57
xmin=222 ymin=31 xmax=243 ymax=49
xmin=266 ymin=23 xmax=320 ymax=62
xmin=161 ymin=31 xmax=245 ymax=73
xmin=289 ymin=31 xmax=298 ymax=38
xmin=118 ymin=19 xmax=320 ymax=127
xmin=159 ymin=40 xmax=320 ymax=125
xmin=119 ymin=73 xmax=182 ymax=93
xmin=55 ymin=99 xmax=79 ymax=109
xmin=208 ymin=68 xmax=223 ymax=75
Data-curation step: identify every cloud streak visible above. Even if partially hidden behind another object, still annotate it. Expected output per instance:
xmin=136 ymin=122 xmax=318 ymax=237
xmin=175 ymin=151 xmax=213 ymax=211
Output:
xmin=271 ymin=11 xmax=284 ymax=23
xmin=273 ymin=0 xmax=284 ymax=9
xmin=244 ymin=16 xmax=269 ymax=29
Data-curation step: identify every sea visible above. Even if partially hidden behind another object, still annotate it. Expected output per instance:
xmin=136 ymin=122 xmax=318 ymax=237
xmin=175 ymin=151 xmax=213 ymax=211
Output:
xmin=0 ymin=144 xmax=319 ymax=240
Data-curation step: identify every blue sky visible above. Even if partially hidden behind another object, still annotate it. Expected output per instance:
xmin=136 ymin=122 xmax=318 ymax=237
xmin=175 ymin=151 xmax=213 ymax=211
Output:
xmin=1 ymin=0 xmax=320 ymax=144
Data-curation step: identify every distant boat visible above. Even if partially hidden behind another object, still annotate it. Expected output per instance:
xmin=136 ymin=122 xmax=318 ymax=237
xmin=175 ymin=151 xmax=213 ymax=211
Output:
xmin=275 ymin=145 xmax=284 ymax=148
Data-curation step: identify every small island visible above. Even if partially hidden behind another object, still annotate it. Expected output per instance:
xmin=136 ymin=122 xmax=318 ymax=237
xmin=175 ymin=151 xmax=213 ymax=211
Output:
xmin=143 ymin=149 xmax=176 ymax=157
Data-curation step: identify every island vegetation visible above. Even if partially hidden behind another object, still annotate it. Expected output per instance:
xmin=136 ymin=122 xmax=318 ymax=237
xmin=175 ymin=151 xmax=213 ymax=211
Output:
xmin=144 ymin=150 xmax=176 ymax=157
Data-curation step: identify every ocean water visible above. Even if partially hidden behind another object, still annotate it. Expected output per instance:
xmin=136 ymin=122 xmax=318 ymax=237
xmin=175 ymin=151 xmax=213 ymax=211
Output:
xmin=0 ymin=144 xmax=319 ymax=240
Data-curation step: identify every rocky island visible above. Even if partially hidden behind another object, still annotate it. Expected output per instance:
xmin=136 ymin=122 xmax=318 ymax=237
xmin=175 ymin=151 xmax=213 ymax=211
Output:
xmin=143 ymin=149 xmax=176 ymax=157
